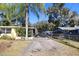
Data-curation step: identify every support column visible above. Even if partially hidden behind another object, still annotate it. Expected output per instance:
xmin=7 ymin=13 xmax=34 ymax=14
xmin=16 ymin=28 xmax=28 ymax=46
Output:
xmin=31 ymin=30 xmax=33 ymax=37
xmin=35 ymin=28 xmax=38 ymax=35
xmin=5 ymin=28 xmax=7 ymax=34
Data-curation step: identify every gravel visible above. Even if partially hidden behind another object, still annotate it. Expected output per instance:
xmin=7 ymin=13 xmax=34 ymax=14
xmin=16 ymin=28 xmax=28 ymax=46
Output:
xmin=24 ymin=38 xmax=63 ymax=52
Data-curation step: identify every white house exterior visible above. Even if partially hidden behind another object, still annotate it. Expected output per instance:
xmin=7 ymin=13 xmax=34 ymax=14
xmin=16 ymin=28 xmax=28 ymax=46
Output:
xmin=0 ymin=26 xmax=37 ymax=40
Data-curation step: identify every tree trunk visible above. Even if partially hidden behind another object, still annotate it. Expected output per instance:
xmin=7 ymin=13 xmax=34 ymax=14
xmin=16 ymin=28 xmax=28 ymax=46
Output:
xmin=25 ymin=4 xmax=28 ymax=40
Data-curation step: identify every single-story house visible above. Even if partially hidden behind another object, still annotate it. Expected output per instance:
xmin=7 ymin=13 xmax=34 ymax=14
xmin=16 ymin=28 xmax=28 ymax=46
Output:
xmin=58 ymin=26 xmax=79 ymax=41
xmin=0 ymin=26 xmax=38 ymax=40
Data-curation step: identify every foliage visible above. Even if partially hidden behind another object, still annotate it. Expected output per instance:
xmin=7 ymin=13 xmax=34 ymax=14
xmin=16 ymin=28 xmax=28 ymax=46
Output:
xmin=0 ymin=35 xmax=15 ymax=40
xmin=35 ymin=3 xmax=79 ymax=32
xmin=16 ymin=28 xmax=32 ymax=37
xmin=47 ymin=3 xmax=66 ymax=27
xmin=16 ymin=28 xmax=26 ymax=36
xmin=69 ymin=20 xmax=75 ymax=27
xmin=29 ymin=3 xmax=46 ymax=19
xmin=1 ymin=20 xmax=10 ymax=26
xmin=28 ymin=30 xmax=32 ymax=37
xmin=35 ymin=21 xmax=48 ymax=32
xmin=0 ymin=3 xmax=26 ymax=26
xmin=35 ymin=20 xmax=57 ymax=32
xmin=47 ymin=3 xmax=79 ymax=27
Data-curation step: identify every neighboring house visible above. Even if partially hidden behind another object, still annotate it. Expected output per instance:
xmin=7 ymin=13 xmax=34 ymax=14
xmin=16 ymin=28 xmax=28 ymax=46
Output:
xmin=58 ymin=26 xmax=79 ymax=41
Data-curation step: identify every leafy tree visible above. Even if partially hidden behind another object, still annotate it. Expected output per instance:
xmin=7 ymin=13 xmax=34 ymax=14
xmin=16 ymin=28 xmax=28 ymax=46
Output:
xmin=68 ymin=11 xmax=79 ymax=27
xmin=47 ymin=3 xmax=65 ymax=29
xmin=47 ymin=3 xmax=79 ymax=28
xmin=68 ymin=20 xmax=75 ymax=27
xmin=35 ymin=21 xmax=48 ymax=32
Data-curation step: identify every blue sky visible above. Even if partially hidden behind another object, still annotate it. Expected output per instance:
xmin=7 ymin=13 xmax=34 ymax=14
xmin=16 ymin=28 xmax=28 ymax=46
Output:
xmin=29 ymin=3 xmax=79 ymax=24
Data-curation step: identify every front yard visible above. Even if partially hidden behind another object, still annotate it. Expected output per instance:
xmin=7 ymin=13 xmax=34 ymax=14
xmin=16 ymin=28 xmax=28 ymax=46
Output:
xmin=0 ymin=38 xmax=79 ymax=56
xmin=0 ymin=40 xmax=31 ymax=56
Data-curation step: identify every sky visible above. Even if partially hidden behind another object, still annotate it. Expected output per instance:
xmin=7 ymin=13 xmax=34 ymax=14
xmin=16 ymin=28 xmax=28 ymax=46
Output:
xmin=29 ymin=3 xmax=79 ymax=24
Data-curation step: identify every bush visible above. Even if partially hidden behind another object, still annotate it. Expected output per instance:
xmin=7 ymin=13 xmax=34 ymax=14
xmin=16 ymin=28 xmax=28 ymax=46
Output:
xmin=16 ymin=28 xmax=26 ymax=37
xmin=0 ymin=35 xmax=15 ymax=40
xmin=16 ymin=28 xmax=32 ymax=37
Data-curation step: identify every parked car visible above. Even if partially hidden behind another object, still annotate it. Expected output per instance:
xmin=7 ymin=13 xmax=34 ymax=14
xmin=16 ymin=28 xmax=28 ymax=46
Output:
xmin=52 ymin=28 xmax=63 ymax=36
xmin=35 ymin=31 xmax=53 ymax=37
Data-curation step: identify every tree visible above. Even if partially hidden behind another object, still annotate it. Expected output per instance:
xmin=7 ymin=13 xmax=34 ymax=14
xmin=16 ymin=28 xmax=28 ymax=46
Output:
xmin=25 ymin=3 xmax=46 ymax=39
xmin=47 ymin=3 xmax=66 ymax=28
xmin=0 ymin=3 xmax=26 ymax=26
xmin=68 ymin=20 xmax=75 ymax=27
xmin=35 ymin=21 xmax=48 ymax=32
xmin=68 ymin=11 xmax=79 ymax=27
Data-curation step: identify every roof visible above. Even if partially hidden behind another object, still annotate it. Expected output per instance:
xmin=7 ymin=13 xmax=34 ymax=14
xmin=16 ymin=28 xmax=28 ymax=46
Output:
xmin=58 ymin=26 xmax=79 ymax=30
xmin=0 ymin=26 xmax=35 ymax=29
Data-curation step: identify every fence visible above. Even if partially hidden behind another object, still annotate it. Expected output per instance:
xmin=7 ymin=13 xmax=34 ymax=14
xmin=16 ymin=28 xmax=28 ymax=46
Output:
xmin=64 ymin=34 xmax=79 ymax=41
xmin=52 ymin=33 xmax=79 ymax=41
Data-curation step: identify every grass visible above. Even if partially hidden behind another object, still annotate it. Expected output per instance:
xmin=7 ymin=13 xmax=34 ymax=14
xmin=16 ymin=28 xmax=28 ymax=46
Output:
xmin=53 ymin=38 xmax=79 ymax=49
xmin=0 ymin=40 xmax=32 ymax=56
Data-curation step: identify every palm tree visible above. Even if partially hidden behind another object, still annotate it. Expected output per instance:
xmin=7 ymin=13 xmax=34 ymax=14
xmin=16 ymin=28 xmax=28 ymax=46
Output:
xmin=25 ymin=3 xmax=46 ymax=40
xmin=0 ymin=3 xmax=45 ymax=39
xmin=0 ymin=3 xmax=25 ymax=26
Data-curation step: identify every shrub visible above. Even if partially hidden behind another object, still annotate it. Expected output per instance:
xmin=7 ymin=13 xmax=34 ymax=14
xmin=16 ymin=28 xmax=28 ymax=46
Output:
xmin=0 ymin=35 xmax=15 ymax=40
xmin=16 ymin=28 xmax=26 ymax=37
xmin=16 ymin=28 xmax=32 ymax=37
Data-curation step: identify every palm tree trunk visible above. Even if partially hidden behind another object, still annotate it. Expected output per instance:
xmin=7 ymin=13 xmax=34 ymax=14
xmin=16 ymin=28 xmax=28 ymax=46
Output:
xmin=25 ymin=12 xmax=28 ymax=40
xmin=25 ymin=4 xmax=28 ymax=40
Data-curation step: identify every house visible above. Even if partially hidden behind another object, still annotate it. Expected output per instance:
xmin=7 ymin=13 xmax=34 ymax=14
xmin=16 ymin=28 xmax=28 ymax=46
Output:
xmin=58 ymin=26 xmax=79 ymax=34
xmin=58 ymin=26 xmax=79 ymax=41
xmin=0 ymin=26 xmax=38 ymax=40
xmin=0 ymin=26 xmax=17 ymax=39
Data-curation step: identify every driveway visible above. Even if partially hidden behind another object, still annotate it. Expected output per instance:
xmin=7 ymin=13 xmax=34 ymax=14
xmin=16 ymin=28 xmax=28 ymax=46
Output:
xmin=21 ymin=37 xmax=79 ymax=56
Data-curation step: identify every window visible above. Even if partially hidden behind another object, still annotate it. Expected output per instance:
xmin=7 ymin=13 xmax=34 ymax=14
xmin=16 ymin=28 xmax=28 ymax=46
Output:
xmin=1 ymin=28 xmax=11 ymax=33
xmin=6 ymin=28 xmax=11 ymax=33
